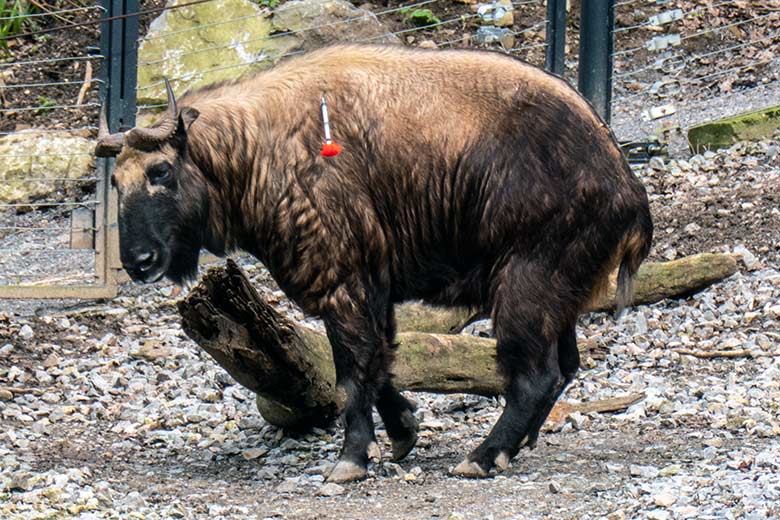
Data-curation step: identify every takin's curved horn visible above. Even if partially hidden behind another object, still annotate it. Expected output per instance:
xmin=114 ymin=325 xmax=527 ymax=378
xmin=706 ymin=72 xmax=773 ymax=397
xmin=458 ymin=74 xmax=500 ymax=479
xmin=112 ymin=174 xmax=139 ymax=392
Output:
xmin=126 ymin=78 xmax=179 ymax=147
xmin=94 ymin=104 xmax=126 ymax=157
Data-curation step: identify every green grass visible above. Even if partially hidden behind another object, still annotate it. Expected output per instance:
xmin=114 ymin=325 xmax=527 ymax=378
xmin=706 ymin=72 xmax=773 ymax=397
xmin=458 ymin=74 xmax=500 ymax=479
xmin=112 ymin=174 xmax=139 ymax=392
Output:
xmin=403 ymin=8 xmax=441 ymax=27
xmin=257 ymin=0 xmax=281 ymax=9
xmin=0 ymin=0 xmax=39 ymax=55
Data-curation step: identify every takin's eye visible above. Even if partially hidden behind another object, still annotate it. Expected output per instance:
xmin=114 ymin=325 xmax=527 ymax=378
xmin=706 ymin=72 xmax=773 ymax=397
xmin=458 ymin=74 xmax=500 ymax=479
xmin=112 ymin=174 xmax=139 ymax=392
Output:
xmin=146 ymin=161 xmax=173 ymax=186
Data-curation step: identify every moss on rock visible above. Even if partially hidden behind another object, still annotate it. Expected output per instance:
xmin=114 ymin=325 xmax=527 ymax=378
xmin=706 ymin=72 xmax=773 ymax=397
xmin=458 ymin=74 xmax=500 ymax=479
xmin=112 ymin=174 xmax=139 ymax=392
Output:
xmin=688 ymin=105 xmax=780 ymax=153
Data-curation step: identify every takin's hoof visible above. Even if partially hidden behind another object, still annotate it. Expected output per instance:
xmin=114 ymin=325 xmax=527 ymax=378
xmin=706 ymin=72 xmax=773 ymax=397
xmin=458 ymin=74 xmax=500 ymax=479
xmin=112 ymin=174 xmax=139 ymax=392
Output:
xmin=390 ymin=410 xmax=419 ymax=461
xmin=451 ymin=459 xmax=488 ymax=478
xmin=327 ymin=460 xmax=368 ymax=483
xmin=451 ymin=452 xmax=512 ymax=478
xmin=494 ymin=452 xmax=511 ymax=472
xmin=390 ymin=432 xmax=418 ymax=462
xmin=367 ymin=442 xmax=382 ymax=463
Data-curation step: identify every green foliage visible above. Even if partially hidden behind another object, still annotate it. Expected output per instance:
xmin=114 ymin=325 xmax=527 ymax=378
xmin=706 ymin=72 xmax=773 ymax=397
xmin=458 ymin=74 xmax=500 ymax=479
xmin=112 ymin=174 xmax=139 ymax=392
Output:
xmin=34 ymin=95 xmax=55 ymax=114
xmin=257 ymin=0 xmax=281 ymax=9
xmin=403 ymin=8 xmax=441 ymax=27
xmin=0 ymin=0 xmax=39 ymax=55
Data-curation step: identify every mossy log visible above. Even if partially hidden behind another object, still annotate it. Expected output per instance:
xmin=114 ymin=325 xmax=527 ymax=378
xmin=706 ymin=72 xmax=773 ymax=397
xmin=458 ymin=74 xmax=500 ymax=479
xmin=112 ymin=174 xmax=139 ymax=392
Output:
xmin=688 ymin=105 xmax=780 ymax=153
xmin=178 ymin=254 xmax=736 ymax=429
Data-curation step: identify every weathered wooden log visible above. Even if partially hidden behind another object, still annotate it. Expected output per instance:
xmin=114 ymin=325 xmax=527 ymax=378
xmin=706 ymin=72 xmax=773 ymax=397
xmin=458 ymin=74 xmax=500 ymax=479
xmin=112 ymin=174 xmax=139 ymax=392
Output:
xmin=398 ymin=253 xmax=738 ymax=328
xmin=179 ymin=253 xmax=736 ymax=428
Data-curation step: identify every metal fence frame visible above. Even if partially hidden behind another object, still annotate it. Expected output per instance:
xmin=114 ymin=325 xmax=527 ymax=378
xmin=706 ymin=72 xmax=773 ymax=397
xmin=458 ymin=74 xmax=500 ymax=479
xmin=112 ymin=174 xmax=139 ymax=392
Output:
xmin=0 ymin=0 xmax=137 ymax=299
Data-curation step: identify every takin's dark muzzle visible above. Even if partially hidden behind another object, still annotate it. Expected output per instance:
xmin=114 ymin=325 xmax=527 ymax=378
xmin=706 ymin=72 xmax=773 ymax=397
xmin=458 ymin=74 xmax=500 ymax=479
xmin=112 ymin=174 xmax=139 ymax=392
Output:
xmin=118 ymin=193 xmax=175 ymax=284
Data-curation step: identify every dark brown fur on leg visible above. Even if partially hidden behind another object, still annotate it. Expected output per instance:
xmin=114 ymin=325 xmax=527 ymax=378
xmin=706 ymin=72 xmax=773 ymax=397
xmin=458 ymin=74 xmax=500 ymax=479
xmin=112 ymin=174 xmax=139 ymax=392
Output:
xmin=323 ymin=288 xmax=395 ymax=483
xmin=453 ymin=260 xmax=570 ymax=478
xmin=376 ymin=381 xmax=418 ymax=461
xmin=524 ymin=325 xmax=579 ymax=449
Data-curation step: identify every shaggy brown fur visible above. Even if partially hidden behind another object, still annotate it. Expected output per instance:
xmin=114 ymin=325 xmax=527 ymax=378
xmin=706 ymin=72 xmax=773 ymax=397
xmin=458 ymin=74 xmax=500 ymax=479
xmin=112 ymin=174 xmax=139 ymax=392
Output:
xmin=105 ymin=44 xmax=652 ymax=482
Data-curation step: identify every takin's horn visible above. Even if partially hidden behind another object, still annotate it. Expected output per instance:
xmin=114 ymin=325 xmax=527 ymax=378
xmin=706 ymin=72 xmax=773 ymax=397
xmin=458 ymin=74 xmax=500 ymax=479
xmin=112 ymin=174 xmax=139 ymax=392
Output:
xmin=94 ymin=104 xmax=125 ymax=157
xmin=126 ymin=78 xmax=179 ymax=147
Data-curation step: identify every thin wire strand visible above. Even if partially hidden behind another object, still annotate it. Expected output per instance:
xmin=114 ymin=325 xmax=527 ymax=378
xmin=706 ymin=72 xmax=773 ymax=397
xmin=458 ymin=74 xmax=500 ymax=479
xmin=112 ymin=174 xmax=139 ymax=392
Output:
xmin=0 ymin=226 xmax=97 ymax=231
xmin=510 ymin=41 xmax=548 ymax=53
xmin=139 ymin=14 xmax=479 ymax=92
xmin=681 ymin=12 xmax=774 ymax=42
xmin=0 ymin=201 xmax=100 ymax=208
xmin=613 ymin=59 xmax=777 ymax=105
xmin=6 ymin=0 xmax=216 ymax=40
xmin=0 ymin=178 xmax=98 ymax=183
xmin=0 ymin=102 xmax=100 ymax=113
xmin=614 ymin=29 xmax=780 ymax=80
xmin=139 ymin=0 xmax=361 ymax=43
xmin=0 ymin=249 xmax=93 ymax=254
xmin=0 ymin=79 xmax=104 ymax=90
xmin=613 ymin=0 xmax=741 ymax=34
xmin=0 ymin=152 xmax=93 ymax=158
xmin=692 ymin=58 xmax=773 ymax=84
xmin=510 ymin=20 xmax=547 ymax=37
xmin=0 ymin=126 xmax=97 ymax=138
xmin=0 ymin=55 xmax=102 ymax=68
xmin=362 ymin=14 xmax=477 ymax=41
xmin=0 ymin=4 xmax=104 ymax=21
xmin=614 ymin=12 xmax=775 ymax=58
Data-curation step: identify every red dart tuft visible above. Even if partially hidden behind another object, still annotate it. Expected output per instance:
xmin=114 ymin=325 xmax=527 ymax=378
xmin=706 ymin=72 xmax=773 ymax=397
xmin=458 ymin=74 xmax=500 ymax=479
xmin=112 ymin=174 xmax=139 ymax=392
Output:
xmin=320 ymin=142 xmax=343 ymax=157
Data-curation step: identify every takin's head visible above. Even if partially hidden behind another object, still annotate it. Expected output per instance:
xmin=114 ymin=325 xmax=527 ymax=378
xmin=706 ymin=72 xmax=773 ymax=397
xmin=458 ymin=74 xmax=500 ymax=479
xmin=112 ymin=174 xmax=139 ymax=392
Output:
xmin=95 ymin=81 xmax=208 ymax=285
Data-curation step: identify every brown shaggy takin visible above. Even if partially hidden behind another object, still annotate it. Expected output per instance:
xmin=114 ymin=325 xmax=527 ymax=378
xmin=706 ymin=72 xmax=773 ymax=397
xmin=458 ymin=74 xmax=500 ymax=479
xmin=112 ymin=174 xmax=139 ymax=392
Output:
xmin=96 ymin=44 xmax=652 ymax=483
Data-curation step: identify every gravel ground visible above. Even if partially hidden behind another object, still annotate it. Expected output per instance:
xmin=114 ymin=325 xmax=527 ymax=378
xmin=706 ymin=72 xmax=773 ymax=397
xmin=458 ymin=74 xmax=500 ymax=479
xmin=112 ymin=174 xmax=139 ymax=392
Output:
xmin=1 ymin=134 xmax=780 ymax=519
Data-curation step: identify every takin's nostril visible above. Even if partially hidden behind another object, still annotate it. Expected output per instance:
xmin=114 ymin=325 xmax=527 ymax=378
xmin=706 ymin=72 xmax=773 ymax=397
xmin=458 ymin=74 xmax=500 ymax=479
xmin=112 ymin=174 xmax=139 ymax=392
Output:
xmin=135 ymin=251 xmax=157 ymax=272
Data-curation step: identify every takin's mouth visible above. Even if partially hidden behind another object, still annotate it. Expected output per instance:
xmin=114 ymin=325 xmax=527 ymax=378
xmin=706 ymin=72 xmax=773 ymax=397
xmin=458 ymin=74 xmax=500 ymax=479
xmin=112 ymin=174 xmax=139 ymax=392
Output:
xmin=123 ymin=247 xmax=171 ymax=284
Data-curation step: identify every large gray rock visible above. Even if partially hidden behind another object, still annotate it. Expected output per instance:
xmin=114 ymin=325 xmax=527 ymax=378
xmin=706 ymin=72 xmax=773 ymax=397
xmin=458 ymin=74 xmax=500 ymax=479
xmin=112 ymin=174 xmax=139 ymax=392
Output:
xmin=137 ymin=0 xmax=399 ymax=105
xmin=0 ymin=130 xmax=94 ymax=204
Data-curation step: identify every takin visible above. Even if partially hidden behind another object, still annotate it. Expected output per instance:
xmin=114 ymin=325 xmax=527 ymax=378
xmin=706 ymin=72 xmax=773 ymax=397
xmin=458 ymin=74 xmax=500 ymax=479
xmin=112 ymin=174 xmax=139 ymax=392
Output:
xmin=96 ymin=44 xmax=652 ymax=483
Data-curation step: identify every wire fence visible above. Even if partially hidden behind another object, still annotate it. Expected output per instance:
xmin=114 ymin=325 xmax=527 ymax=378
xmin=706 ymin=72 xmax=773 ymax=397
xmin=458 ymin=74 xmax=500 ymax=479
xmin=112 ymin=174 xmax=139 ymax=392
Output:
xmin=610 ymin=0 xmax=780 ymax=153
xmin=0 ymin=0 xmax=106 ymax=293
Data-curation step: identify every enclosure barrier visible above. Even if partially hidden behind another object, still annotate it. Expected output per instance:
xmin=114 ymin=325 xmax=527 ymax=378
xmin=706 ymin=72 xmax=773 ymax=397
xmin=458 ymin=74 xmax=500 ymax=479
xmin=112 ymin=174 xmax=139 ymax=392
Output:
xmin=0 ymin=1 xmax=119 ymax=298
xmin=610 ymin=0 xmax=780 ymax=152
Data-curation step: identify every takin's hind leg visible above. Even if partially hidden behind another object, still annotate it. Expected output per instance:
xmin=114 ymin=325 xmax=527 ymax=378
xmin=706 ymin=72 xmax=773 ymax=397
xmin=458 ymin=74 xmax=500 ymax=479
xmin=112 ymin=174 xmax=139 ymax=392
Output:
xmin=375 ymin=306 xmax=419 ymax=461
xmin=522 ymin=324 xmax=579 ymax=450
xmin=452 ymin=262 xmax=571 ymax=478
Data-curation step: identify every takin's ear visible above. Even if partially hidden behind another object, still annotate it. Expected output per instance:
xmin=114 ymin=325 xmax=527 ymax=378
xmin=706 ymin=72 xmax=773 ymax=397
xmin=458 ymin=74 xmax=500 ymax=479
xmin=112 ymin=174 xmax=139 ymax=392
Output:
xmin=172 ymin=107 xmax=201 ymax=150
xmin=179 ymin=107 xmax=200 ymax=131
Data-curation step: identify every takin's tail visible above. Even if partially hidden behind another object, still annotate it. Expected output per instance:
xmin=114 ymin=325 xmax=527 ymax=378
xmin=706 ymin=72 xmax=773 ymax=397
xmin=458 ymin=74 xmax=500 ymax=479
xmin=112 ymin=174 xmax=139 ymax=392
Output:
xmin=614 ymin=215 xmax=653 ymax=317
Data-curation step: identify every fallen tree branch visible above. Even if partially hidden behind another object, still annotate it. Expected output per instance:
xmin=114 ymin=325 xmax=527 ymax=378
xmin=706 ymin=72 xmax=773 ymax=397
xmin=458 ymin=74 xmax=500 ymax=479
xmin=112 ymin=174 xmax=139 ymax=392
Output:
xmin=673 ymin=348 xmax=780 ymax=359
xmin=543 ymin=392 xmax=645 ymax=431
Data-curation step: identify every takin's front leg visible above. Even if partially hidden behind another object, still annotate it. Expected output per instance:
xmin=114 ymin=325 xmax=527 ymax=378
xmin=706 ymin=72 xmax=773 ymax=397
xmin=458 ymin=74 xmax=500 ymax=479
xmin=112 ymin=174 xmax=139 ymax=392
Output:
xmin=322 ymin=300 xmax=392 ymax=483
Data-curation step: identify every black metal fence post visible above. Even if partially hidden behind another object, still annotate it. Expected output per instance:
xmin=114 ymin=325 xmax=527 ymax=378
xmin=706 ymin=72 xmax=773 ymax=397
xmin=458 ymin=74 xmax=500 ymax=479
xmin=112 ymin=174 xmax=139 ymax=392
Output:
xmin=578 ymin=0 xmax=614 ymax=122
xmin=96 ymin=0 xmax=140 ymax=294
xmin=545 ymin=0 xmax=567 ymax=76
xmin=100 ymin=0 xmax=139 ymax=131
